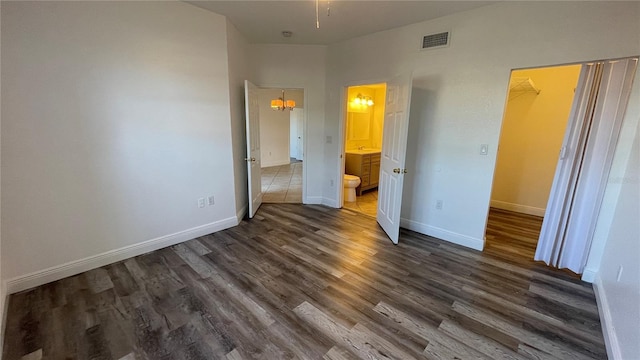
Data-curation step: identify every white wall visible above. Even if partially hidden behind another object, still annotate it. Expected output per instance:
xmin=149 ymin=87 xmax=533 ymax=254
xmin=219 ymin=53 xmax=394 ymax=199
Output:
xmin=226 ymin=19 xmax=253 ymax=221
xmin=323 ymin=1 xmax=640 ymax=251
xmin=258 ymin=88 xmax=304 ymax=167
xmin=593 ymin=125 xmax=640 ymax=360
xmin=1 ymin=2 xmax=238 ymax=288
xmin=251 ymin=44 xmax=327 ymax=204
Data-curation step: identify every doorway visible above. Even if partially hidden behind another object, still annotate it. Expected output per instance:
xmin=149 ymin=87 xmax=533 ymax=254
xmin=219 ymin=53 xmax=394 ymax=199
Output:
xmin=342 ymin=83 xmax=386 ymax=217
xmin=485 ymin=64 xmax=582 ymax=260
xmin=258 ymin=88 xmax=304 ymax=204
xmin=486 ymin=58 xmax=638 ymax=275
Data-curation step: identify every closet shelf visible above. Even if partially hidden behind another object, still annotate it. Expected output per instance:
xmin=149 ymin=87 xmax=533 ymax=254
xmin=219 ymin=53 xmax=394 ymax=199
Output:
xmin=509 ymin=77 xmax=541 ymax=100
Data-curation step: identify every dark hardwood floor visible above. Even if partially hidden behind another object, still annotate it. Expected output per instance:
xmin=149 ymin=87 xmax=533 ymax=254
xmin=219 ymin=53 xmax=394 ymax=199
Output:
xmin=3 ymin=204 xmax=606 ymax=360
xmin=485 ymin=207 xmax=544 ymax=261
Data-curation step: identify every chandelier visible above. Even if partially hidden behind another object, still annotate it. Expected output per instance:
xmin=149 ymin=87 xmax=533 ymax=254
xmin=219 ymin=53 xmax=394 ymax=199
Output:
xmin=271 ymin=90 xmax=296 ymax=111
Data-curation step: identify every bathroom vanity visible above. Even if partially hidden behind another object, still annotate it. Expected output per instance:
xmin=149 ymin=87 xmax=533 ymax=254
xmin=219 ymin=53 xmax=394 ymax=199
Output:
xmin=345 ymin=149 xmax=381 ymax=196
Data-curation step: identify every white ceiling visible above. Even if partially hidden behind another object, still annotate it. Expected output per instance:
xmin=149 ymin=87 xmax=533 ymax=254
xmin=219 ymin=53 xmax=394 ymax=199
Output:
xmin=186 ymin=1 xmax=496 ymax=45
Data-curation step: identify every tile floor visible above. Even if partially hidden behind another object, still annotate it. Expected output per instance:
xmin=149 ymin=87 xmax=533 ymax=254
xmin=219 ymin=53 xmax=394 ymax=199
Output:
xmin=261 ymin=162 xmax=302 ymax=203
xmin=261 ymin=162 xmax=378 ymax=213
xmin=343 ymin=188 xmax=378 ymax=217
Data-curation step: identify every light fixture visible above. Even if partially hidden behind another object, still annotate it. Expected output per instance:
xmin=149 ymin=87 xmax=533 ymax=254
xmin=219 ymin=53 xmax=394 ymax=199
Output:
xmin=315 ymin=0 xmax=330 ymax=29
xmin=353 ymin=93 xmax=374 ymax=107
xmin=271 ymin=90 xmax=296 ymax=111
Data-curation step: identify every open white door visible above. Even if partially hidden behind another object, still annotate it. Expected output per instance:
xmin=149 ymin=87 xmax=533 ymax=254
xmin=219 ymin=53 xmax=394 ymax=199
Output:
xmin=295 ymin=108 xmax=304 ymax=161
xmin=245 ymin=80 xmax=263 ymax=218
xmin=536 ymin=58 xmax=638 ymax=273
xmin=377 ymin=74 xmax=413 ymax=244
xmin=290 ymin=108 xmax=304 ymax=160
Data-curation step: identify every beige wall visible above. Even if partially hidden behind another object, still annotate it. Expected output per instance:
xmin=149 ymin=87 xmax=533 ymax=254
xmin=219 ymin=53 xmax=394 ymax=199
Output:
xmin=491 ymin=65 xmax=581 ymax=216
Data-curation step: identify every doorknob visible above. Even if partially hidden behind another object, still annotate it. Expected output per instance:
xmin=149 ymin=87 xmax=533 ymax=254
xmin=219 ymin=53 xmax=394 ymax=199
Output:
xmin=403 ymin=169 xmax=408 ymax=174
xmin=393 ymin=168 xmax=401 ymax=173
xmin=244 ymin=157 xmax=256 ymax=162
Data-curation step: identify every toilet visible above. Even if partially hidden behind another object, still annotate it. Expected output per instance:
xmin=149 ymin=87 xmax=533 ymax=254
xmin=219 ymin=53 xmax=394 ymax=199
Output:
xmin=343 ymin=174 xmax=361 ymax=202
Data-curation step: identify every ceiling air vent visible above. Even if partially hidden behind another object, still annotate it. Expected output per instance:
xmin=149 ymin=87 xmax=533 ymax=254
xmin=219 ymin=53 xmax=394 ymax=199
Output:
xmin=421 ymin=31 xmax=450 ymax=50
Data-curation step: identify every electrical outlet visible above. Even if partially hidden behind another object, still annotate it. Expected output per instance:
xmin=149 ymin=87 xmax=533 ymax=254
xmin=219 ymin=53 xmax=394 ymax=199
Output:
xmin=330 ymin=179 xmax=334 ymax=186
xmin=436 ymin=200 xmax=443 ymax=210
xmin=208 ymin=196 xmax=215 ymax=206
xmin=198 ymin=198 xmax=205 ymax=208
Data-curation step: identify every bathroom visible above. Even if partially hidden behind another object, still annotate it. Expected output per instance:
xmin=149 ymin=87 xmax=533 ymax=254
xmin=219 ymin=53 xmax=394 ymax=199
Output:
xmin=343 ymin=83 xmax=386 ymax=216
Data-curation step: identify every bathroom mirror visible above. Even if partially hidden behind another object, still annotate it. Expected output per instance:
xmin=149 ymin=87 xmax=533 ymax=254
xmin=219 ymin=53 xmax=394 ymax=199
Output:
xmin=346 ymin=112 xmax=371 ymax=141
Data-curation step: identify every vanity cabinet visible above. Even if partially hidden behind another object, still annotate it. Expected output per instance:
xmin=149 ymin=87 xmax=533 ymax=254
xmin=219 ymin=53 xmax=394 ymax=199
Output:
xmin=346 ymin=152 xmax=381 ymax=196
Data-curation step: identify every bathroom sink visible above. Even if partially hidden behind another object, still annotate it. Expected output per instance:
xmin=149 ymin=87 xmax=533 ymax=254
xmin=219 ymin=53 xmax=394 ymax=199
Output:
xmin=346 ymin=148 xmax=381 ymax=155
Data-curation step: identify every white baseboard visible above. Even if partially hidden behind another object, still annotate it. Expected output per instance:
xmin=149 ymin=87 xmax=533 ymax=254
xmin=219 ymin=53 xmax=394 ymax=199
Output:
xmin=400 ymin=218 xmax=484 ymax=251
xmin=593 ymin=275 xmax=621 ymax=360
xmin=304 ymin=196 xmax=324 ymax=205
xmin=236 ymin=204 xmax=247 ymax=223
xmin=6 ymin=216 xmax=238 ymax=294
xmin=490 ymin=200 xmax=545 ymax=217
xmin=581 ymin=267 xmax=597 ymax=283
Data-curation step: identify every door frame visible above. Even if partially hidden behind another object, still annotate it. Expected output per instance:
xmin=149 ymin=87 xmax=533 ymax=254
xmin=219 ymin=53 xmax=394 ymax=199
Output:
xmin=256 ymin=83 xmax=308 ymax=203
xmin=336 ymin=77 xmax=393 ymax=208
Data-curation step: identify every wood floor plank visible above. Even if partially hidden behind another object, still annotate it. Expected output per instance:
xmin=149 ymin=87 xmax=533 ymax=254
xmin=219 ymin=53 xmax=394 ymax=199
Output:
xmin=2 ymin=204 xmax=607 ymax=360
xmin=529 ymin=283 xmax=599 ymax=314
xmin=324 ymin=345 xmax=361 ymax=360
xmin=372 ymin=301 xmax=489 ymax=359
xmin=452 ymin=301 xmax=595 ymax=360
xmin=461 ymin=284 xmax=606 ymax=357
xmin=172 ymin=243 xmax=217 ymax=278
xmin=438 ymin=319 xmax=528 ymax=360
xmin=294 ymin=301 xmax=417 ymax=360
xmin=423 ymin=340 xmax=465 ymax=360
xmin=85 ymin=268 xmax=115 ymax=294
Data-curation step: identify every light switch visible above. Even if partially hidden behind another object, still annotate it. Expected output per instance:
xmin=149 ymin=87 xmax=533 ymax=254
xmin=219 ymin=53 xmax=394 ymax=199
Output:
xmin=480 ymin=144 xmax=488 ymax=155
